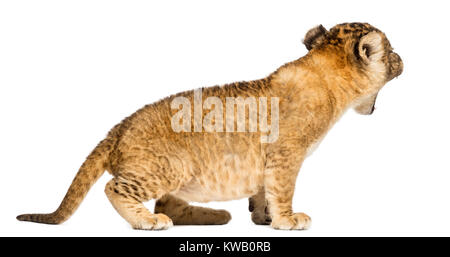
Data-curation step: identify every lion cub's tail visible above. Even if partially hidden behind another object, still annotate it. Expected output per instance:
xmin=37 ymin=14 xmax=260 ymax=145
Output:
xmin=16 ymin=136 xmax=115 ymax=225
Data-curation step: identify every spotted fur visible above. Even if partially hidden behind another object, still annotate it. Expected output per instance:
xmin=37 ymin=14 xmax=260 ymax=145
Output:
xmin=17 ymin=23 xmax=403 ymax=230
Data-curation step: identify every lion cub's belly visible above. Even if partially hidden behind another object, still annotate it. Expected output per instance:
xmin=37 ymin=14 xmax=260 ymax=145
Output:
xmin=173 ymin=154 xmax=264 ymax=203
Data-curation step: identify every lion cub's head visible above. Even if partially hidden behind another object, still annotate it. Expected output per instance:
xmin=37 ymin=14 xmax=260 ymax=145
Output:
xmin=303 ymin=22 xmax=403 ymax=115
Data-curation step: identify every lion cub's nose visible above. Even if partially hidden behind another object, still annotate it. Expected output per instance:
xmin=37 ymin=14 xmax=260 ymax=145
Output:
xmin=390 ymin=53 xmax=403 ymax=80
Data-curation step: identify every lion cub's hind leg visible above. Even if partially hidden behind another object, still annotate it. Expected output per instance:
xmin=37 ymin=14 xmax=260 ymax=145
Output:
xmin=155 ymin=195 xmax=231 ymax=225
xmin=105 ymin=179 xmax=173 ymax=230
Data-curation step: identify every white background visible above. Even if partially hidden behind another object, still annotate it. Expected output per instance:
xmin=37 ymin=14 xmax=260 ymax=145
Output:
xmin=1 ymin=0 xmax=449 ymax=237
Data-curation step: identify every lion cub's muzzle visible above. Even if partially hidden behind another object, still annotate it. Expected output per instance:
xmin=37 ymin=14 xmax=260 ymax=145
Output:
xmin=355 ymin=52 xmax=403 ymax=115
xmin=387 ymin=52 xmax=403 ymax=81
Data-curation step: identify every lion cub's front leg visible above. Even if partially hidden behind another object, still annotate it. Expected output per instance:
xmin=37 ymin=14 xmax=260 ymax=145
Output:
xmin=248 ymin=188 xmax=271 ymax=225
xmin=264 ymin=150 xmax=311 ymax=230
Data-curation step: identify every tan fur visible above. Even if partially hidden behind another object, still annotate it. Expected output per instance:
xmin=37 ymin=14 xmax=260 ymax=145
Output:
xmin=155 ymin=195 xmax=231 ymax=225
xmin=17 ymin=22 xmax=403 ymax=230
xmin=249 ymin=188 xmax=272 ymax=225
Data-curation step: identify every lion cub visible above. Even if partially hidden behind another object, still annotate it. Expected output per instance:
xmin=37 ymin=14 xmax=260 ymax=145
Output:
xmin=17 ymin=23 xmax=403 ymax=230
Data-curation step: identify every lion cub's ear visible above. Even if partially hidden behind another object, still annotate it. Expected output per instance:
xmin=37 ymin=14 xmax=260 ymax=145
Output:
xmin=303 ymin=25 xmax=328 ymax=50
xmin=356 ymin=31 xmax=384 ymax=64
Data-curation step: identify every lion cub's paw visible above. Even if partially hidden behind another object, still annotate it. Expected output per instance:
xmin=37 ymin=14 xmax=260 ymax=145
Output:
xmin=133 ymin=213 xmax=173 ymax=230
xmin=251 ymin=206 xmax=272 ymax=225
xmin=271 ymin=213 xmax=311 ymax=230
xmin=212 ymin=209 xmax=232 ymax=225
